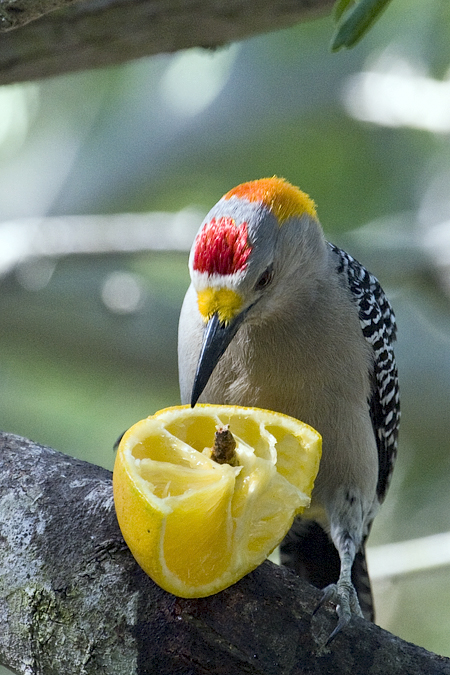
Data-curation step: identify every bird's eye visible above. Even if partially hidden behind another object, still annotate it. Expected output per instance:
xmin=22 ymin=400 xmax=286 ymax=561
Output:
xmin=255 ymin=266 xmax=273 ymax=291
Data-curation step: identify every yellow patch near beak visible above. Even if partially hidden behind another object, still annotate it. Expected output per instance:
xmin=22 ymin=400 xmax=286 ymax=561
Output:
xmin=197 ymin=288 xmax=243 ymax=325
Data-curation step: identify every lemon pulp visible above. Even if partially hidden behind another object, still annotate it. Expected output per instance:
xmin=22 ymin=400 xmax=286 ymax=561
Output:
xmin=113 ymin=404 xmax=321 ymax=598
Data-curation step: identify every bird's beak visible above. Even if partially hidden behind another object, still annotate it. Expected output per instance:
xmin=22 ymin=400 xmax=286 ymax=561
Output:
xmin=191 ymin=310 xmax=247 ymax=407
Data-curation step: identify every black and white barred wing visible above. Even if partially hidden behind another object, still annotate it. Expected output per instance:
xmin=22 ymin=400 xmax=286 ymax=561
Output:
xmin=328 ymin=242 xmax=400 ymax=503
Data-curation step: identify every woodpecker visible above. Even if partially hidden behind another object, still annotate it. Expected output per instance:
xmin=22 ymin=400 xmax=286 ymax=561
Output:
xmin=178 ymin=177 xmax=400 ymax=641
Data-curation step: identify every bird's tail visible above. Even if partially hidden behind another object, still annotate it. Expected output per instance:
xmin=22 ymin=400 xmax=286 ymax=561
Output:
xmin=279 ymin=518 xmax=374 ymax=622
xmin=351 ymin=545 xmax=374 ymax=622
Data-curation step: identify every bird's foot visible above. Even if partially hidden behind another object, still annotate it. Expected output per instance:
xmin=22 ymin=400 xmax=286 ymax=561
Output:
xmin=313 ymin=580 xmax=363 ymax=644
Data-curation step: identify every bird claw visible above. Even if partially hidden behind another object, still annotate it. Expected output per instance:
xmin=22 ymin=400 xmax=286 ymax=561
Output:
xmin=313 ymin=581 xmax=363 ymax=644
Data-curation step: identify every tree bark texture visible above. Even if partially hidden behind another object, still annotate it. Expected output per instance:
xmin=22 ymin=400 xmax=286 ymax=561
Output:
xmin=0 ymin=0 xmax=335 ymax=85
xmin=1 ymin=432 xmax=450 ymax=674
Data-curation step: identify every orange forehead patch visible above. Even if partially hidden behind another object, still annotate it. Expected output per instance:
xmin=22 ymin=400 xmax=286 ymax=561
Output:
xmin=224 ymin=177 xmax=317 ymax=223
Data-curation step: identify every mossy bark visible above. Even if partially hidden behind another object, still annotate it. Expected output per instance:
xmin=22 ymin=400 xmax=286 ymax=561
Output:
xmin=1 ymin=432 xmax=450 ymax=674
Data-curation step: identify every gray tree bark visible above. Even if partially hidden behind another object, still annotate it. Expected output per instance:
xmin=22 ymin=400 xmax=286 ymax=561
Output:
xmin=0 ymin=0 xmax=335 ymax=85
xmin=1 ymin=431 xmax=450 ymax=674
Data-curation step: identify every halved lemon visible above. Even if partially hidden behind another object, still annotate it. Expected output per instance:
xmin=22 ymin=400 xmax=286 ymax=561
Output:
xmin=113 ymin=404 xmax=321 ymax=598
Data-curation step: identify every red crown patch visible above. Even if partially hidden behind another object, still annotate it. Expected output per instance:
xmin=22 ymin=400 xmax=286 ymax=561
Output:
xmin=193 ymin=217 xmax=251 ymax=276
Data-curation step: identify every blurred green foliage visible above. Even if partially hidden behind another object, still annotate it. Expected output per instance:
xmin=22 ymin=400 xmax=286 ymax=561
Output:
xmin=331 ymin=0 xmax=395 ymax=51
xmin=1 ymin=0 xmax=450 ymax=664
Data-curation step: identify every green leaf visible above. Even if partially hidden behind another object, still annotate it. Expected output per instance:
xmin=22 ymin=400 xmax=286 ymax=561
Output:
xmin=331 ymin=0 xmax=394 ymax=51
xmin=333 ymin=0 xmax=355 ymax=22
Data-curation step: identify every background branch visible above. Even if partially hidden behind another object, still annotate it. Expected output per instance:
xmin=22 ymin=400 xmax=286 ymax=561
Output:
xmin=1 ymin=431 xmax=449 ymax=674
xmin=0 ymin=0 xmax=335 ymax=85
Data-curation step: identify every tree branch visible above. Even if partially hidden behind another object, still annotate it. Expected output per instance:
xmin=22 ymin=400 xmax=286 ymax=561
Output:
xmin=1 ymin=432 xmax=449 ymax=674
xmin=0 ymin=0 xmax=335 ymax=85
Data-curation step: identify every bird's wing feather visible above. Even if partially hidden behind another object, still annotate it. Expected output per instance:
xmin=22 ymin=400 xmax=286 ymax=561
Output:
xmin=328 ymin=242 xmax=400 ymax=503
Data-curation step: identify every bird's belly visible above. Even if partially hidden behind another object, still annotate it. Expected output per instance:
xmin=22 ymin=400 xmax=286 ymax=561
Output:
xmin=200 ymin=348 xmax=378 ymax=518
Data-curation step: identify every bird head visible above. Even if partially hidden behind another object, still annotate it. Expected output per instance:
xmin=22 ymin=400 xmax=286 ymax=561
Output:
xmin=188 ymin=177 xmax=325 ymax=407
